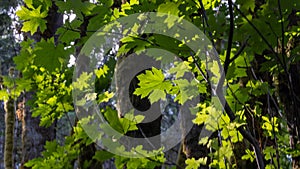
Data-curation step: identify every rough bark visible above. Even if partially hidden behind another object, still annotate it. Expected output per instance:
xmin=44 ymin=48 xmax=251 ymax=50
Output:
xmin=179 ymin=124 xmax=210 ymax=169
xmin=0 ymin=101 xmax=5 ymax=168
xmin=4 ymin=98 xmax=15 ymax=169
xmin=20 ymin=93 xmax=56 ymax=169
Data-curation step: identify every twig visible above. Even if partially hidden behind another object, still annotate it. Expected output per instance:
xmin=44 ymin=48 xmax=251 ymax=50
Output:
xmin=197 ymin=0 xmax=215 ymax=47
xmin=229 ymin=37 xmax=249 ymax=63
xmin=191 ymin=52 xmax=209 ymax=83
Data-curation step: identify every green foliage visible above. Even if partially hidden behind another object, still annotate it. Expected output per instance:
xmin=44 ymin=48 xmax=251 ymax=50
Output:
xmin=115 ymin=150 xmax=165 ymax=169
xmin=12 ymin=0 xmax=300 ymax=168
xmin=55 ymin=0 xmax=96 ymax=19
xmin=157 ymin=2 xmax=180 ymax=16
xmin=93 ymin=150 xmax=115 ymax=162
xmin=32 ymin=69 xmax=73 ymax=127
xmin=185 ymin=157 xmax=207 ymax=169
xmin=24 ymin=138 xmax=80 ymax=169
xmin=13 ymin=39 xmax=35 ymax=72
xmin=0 ymin=75 xmax=32 ymax=100
xmin=103 ymin=107 xmax=144 ymax=134
xmin=33 ymin=38 xmax=72 ymax=72
xmin=262 ymin=116 xmax=279 ymax=137
xmin=16 ymin=0 xmax=51 ymax=35
xmin=134 ymin=67 xmax=173 ymax=104
xmin=172 ymin=78 xmax=198 ymax=104
xmin=168 ymin=61 xmax=191 ymax=79
xmin=72 ymin=72 xmax=93 ymax=91
xmin=134 ymin=65 xmax=199 ymax=105
xmin=242 ymin=149 xmax=255 ymax=162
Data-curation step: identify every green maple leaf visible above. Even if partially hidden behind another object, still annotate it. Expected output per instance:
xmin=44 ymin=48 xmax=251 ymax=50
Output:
xmin=185 ymin=158 xmax=201 ymax=169
xmin=148 ymin=89 xmax=166 ymax=104
xmin=103 ymin=107 xmax=124 ymax=133
xmin=15 ymin=78 xmax=32 ymax=91
xmin=57 ymin=28 xmax=81 ymax=44
xmin=33 ymin=38 xmax=71 ymax=72
xmin=72 ymin=72 xmax=93 ymax=91
xmin=93 ymin=150 xmax=114 ymax=162
xmin=13 ymin=40 xmax=35 ymax=70
xmin=97 ymin=91 xmax=114 ymax=103
xmin=24 ymin=0 xmax=52 ymax=10
xmin=158 ymin=2 xmax=179 ymax=16
xmin=16 ymin=5 xmax=48 ymax=35
xmin=173 ymin=79 xmax=198 ymax=104
xmin=169 ymin=61 xmax=191 ymax=78
xmin=13 ymin=51 xmax=32 ymax=71
xmin=22 ymin=18 xmax=47 ymax=35
xmin=134 ymin=67 xmax=172 ymax=104
xmin=236 ymin=0 xmax=255 ymax=12
xmin=95 ymin=64 xmax=109 ymax=78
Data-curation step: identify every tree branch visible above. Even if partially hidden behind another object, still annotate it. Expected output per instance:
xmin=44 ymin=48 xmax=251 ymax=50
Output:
xmin=220 ymin=94 xmax=265 ymax=169
xmin=224 ymin=0 xmax=234 ymax=75
xmin=197 ymin=0 xmax=215 ymax=46
xmin=277 ymin=0 xmax=286 ymax=69
xmin=233 ymin=3 xmax=284 ymax=68
xmin=190 ymin=2 xmax=265 ymax=168
xmin=229 ymin=37 xmax=249 ymax=63
xmin=191 ymin=53 xmax=209 ymax=83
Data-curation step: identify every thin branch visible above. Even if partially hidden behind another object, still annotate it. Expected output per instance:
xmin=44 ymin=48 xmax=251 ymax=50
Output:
xmin=229 ymin=37 xmax=249 ymax=63
xmin=192 ymin=1 xmax=265 ymax=168
xmin=277 ymin=0 xmax=286 ymax=69
xmin=233 ymin=5 xmax=295 ymax=115
xmin=191 ymin=53 xmax=209 ymax=83
xmin=267 ymin=94 xmax=280 ymax=169
xmin=224 ymin=0 xmax=234 ymax=75
xmin=233 ymin=4 xmax=285 ymax=69
xmin=276 ymin=0 xmax=299 ymax=144
xmin=233 ymin=5 xmax=299 ymax=125
xmin=215 ymin=73 xmax=265 ymax=169
xmin=223 ymin=100 xmax=265 ymax=169
xmin=197 ymin=0 xmax=216 ymax=47
xmin=246 ymin=57 xmax=292 ymax=128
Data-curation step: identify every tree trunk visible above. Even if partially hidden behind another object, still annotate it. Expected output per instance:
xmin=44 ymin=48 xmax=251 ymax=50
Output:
xmin=0 ymin=101 xmax=5 ymax=168
xmin=20 ymin=93 xmax=56 ymax=169
xmin=177 ymin=110 xmax=213 ymax=169
xmin=20 ymin=3 xmax=63 ymax=168
xmin=278 ymin=63 xmax=300 ymax=169
xmin=4 ymin=98 xmax=15 ymax=169
xmin=115 ymin=54 xmax=162 ymax=152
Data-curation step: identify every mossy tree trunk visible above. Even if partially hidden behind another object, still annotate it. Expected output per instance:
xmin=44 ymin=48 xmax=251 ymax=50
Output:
xmin=4 ymin=98 xmax=15 ymax=169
